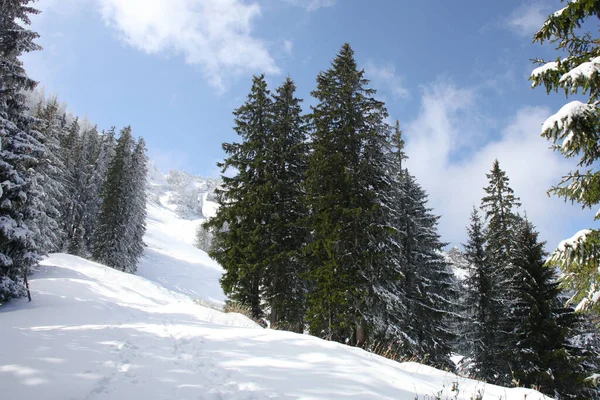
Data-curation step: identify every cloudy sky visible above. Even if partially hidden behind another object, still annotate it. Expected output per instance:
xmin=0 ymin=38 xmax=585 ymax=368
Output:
xmin=23 ymin=0 xmax=597 ymax=249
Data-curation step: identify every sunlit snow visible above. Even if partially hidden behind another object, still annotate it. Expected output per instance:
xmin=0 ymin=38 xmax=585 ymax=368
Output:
xmin=0 ymin=169 xmax=551 ymax=399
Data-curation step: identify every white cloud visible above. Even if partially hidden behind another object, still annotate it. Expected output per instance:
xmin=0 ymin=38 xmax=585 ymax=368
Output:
xmin=282 ymin=40 xmax=294 ymax=56
xmin=505 ymin=2 xmax=549 ymax=36
xmin=149 ymin=148 xmax=190 ymax=173
xmin=97 ymin=0 xmax=279 ymax=92
xmin=283 ymin=0 xmax=336 ymax=12
xmin=404 ymin=82 xmax=595 ymax=250
xmin=366 ymin=61 xmax=409 ymax=100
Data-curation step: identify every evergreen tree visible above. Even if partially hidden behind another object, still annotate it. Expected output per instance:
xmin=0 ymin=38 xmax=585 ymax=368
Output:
xmin=261 ymin=77 xmax=309 ymax=332
xmin=364 ymin=122 xmax=406 ymax=348
xmin=479 ymin=159 xmax=522 ymax=384
xmin=91 ymin=127 xmax=135 ymax=271
xmin=61 ymin=117 xmax=83 ymax=250
xmin=395 ymin=171 xmax=456 ymax=368
xmin=0 ymin=0 xmax=42 ymax=302
xmin=72 ymin=126 xmax=101 ymax=255
xmin=204 ymin=75 xmax=273 ymax=319
xmin=463 ymin=206 xmax=499 ymax=381
xmin=122 ymin=137 xmax=148 ymax=273
xmin=530 ymin=0 xmax=600 ymax=313
xmin=304 ymin=43 xmax=397 ymax=343
xmin=510 ymin=219 xmax=590 ymax=399
xmin=84 ymin=128 xmax=115 ymax=251
xmin=482 ymin=160 xmax=521 ymax=263
xmin=28 ymin=97 xmax=69 ymax=254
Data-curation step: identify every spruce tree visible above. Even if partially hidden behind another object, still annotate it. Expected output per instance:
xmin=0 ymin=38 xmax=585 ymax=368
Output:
xmin=395 ymin=171 xmax=456 ymax=368
xmin=261 ymin=77 xmax=309 ymax=332
xmin=480 ymin=159 xmax=522 ymax=385
xmin=72 ymin=126 xmax=102 ymax=255
xmin=204 ymin=75 xmax=273 ymax=319
xmin=482 ymin=160 xmax=521 ymax=262
xmin=84 ymin=128 xmax=115 ymax=251
xmin=364 ymin=121 xmax=406 ymax=347
xmin=61 ymin=117 xmax=83 ymax=250
xmin=122 ymin=137 xmax=148 ymax=273
xmin=530 ymin=0 xmax=600 ymax=313
xmin=510 ymin=218 xmax=590 ymax=399
xmin=304 ymin=43 xmax=397 ymax=343
xmin=463 ymin=206 xmax=499 ymax=381
xmin=91 ymin=127 xmax=135 ymax=271
xmin=66 ymin=124 xmax=96 ymax=255
xmin=0 ymin=0 xmax=42 ymax=302
xmin=29 ymin=97 xmax=69 ymax=254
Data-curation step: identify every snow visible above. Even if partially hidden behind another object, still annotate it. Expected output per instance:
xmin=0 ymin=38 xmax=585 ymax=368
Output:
xmin=556 ymin=228 xmax=592 ymax=253
xmin=550 ymin=0 xmax=578 ymax=20
xmin=531 ymin=61 xmax=558 ymax=79
xmin=202 ymin=192 xmax=219 ymax=220
xmin=0 ymin=254 xmax=551 ymax=399
xmin=541 ymin=101 xmax=595 ymax=152
xmin=138 ymin=198 xmax=225 ymax=305
xmin=560 ymin=56 xmax=600 ymax=87
xmin=0 ymin=168 xmax=552 ymax=399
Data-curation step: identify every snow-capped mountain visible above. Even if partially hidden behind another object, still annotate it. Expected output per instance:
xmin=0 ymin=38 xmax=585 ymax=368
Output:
xmin=147 ymin=161 xmax=221 ymax=220
xmin=444 ymin=246 xmax=470 ymax=281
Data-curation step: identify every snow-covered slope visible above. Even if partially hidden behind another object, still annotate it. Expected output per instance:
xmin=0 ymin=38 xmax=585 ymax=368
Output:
xmin=0 ymin=254 xmax=549 ymax=400
xmin=138 ymin=201 xmax=224 ymax=306
xmin=0 ymin=167 xmax=551 ymax=399
xmin=137 ymin=163 xmax=224 ymax=305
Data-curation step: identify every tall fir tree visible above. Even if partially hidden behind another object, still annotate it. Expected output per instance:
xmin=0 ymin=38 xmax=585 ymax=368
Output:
xmin=61 ymin=117 xmax=83 ymax=250
xmin=304 ymin=43 xmax=396 ymax=343
xmin=479 ymin=159 xmax=523 ymax=385
xmin=84 ymin=128 xmax=115 ymax=251
xmin=204 ymin=75 xmax=273 ymax=319
xmin=261 ymin=77 xmax=309 ymax=332
xmin=91 ymin=127 xmax=136 ymax=271
xmin=395 ymin=171 xmax=456 ymax=368
xmin=364 ymin=121 xmax=406 ymax=347
xmin=510 ymin=218 xmax=590 ymax=398
xmin=463 ymin=206 xmax=499 ymax=381
xmin=122 ymin=137 xmax=148 ymax=273
xmin=29 ymin=97 xmax=69 ymax=254
xmin=0 ymin=0 xmax=42 ymax=302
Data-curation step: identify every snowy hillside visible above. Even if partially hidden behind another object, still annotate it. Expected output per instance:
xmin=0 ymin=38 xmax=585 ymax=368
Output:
xmin=0 ymin=167 xmax=551 ymax=399
xmin=0 ymin=256 xmax=550 ymax=399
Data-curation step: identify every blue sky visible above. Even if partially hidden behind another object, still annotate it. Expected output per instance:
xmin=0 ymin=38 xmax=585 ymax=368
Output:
xmin=23 ymin=0 xmax=596 ymax=249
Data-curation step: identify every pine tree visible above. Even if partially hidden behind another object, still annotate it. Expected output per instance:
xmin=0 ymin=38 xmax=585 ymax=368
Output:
xmin=479 ymin=160 xmax=522 ymax=385
xmin=261 ymin=77 xmax=309 ymax=332
xmin=395 ymin=171 xmax=456 ymax=368
xmin=463 ymin=206 xmax=499 ymax=381
xmin=530 ymin=0 xmax=600 ymax=313
xmin=91 ymin=127 xmax=135 ymax=271
xmin=61 ymin=117 xmax=84 ymax=250
xmin=84 ymin=128 xmax=115 ymax=251
xmin=122 ymin=137 xmax=148 ymax=273
xmin=29 ymin=97 xmax=69 ymax=254
xmin=204 ymin=75 xmax=273 ymax=319
xmin=510 ymin=219 xmax=590 ymax=398
xmin=0 ymin=0 xmax=42 ymax=302
xmin=482 ymin=160 xmax=521 ymax=263
xmin=304 ymin=43 xmax=397 ymax=343
xmin=72 ymin=126 xmax=102 ymax=255
xmin=363 ymin=122 xmax=406 ymax=348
